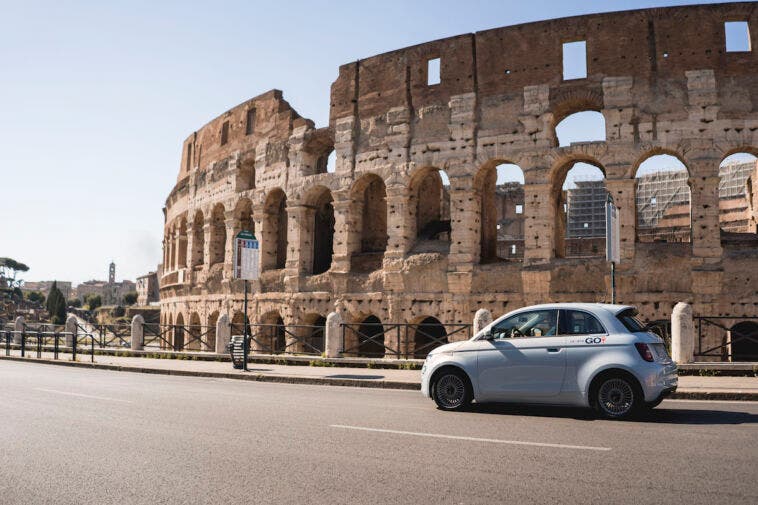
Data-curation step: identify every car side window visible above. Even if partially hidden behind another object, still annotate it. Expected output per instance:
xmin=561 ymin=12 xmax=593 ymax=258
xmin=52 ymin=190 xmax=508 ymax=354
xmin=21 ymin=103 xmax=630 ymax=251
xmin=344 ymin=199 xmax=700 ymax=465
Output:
xmin=560 ymin=310 xmax=606 ymax=335
xmin=490 ymin=310 xmax=558 ymax=339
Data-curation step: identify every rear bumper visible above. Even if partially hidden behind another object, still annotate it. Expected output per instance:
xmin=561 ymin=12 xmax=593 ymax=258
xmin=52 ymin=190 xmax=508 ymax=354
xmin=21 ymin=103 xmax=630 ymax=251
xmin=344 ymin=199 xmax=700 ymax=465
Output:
xmin=640 ymin=362 xmax=678 ymax=402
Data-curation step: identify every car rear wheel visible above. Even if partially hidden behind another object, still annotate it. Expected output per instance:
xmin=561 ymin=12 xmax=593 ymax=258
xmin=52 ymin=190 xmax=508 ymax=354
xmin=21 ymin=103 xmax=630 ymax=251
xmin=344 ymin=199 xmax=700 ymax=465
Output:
xmin=432 ymin=369 xmax=472 ymax=411
xmin=592 ymin=374 xmax=642 ymax=419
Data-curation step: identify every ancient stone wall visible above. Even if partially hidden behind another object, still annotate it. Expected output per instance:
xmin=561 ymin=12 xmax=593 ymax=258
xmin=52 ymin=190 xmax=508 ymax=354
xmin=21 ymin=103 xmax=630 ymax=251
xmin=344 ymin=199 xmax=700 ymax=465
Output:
xmin=160 ymin=3 xmax=758 ymax=356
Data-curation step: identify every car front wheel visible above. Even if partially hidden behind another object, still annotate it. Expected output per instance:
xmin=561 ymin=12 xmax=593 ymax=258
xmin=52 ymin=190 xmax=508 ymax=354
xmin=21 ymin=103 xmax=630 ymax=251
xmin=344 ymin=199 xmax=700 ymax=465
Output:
xmin=592 ymin=374 xmax=642 ymax=419
xmin=432 ymin=369 xmax=472 ymax=411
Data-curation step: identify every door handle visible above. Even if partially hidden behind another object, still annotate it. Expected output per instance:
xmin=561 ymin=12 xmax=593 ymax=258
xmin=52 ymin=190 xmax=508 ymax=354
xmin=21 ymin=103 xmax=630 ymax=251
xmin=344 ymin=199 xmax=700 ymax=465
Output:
xmin=547 ymin=348 xmax=561 ymax=353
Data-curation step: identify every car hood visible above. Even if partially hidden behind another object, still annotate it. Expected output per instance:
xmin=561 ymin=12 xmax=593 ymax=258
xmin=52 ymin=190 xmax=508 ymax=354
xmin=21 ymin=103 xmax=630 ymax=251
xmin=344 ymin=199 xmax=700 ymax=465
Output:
xmin=427 ymin=341 xmax=466 ymax=356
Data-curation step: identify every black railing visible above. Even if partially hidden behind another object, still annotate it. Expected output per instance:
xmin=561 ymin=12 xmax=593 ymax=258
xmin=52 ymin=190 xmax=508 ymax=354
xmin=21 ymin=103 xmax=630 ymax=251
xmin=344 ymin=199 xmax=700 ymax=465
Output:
xmin=340 ymin=322 xmax=471 ymax=359
xmin=695 ymin=316 xmax=758 ymax=362
xmin=1 ymin=326 xmax=96 ymax=363
xmin=142 ymin=324 xmax=216 ymax=352
xmin=231 ymin=323 xmax=324 ymax=356
xmin=76 ymin=323 xmax=131 ymax=348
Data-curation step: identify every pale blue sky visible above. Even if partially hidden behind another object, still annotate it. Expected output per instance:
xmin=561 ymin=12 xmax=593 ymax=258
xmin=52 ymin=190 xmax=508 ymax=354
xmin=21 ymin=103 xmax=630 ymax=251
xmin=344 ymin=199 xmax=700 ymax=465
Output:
xmin=0 ymin=0 xmax=742 ymax=285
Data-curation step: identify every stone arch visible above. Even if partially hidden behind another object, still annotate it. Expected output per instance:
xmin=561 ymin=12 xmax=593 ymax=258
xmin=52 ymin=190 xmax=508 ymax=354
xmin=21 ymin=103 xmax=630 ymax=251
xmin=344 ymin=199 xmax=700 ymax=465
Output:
xmin=231 ymin=310 xmax=247 ymax=337
xmin=209 ymin=203 xmax=226 ymax=266
xmin=550 ymin=89 xmax=603 ymax=128
xmin=718 ymin=152 xmax=757 ymax=234
xmin=552 ymin=157 xmax=607 ymax=258
xmin=631 ymin=148 xmax=691 ymax=179
xmin=409 ymin=166 xmax=451 ymax=248
xmin=307 ymin=186 xmax=335 ymax=275
xmin=301 ymin=313 xmax=326 ymax=354
xmin=475 ymin=160 xmax=525 ymax=262
xmin=349 ymin=174 xmax=388 ymax=271
xmin=262 ymin=188 xmax=288 ymax=271
xmin=258 ymin=310 xmax=286 ymax=353
xmin=207 ymin=311 xmax=219 ymax=351
xmin=634 ymin=153 xmax=692 ymax=243
xmin=357 ymin=315 xmax=385 ymax=357
xmin=188 ymin=312 xmax=202 ymax=351
xmin=176 ymin=217 xmax=188 ymax=269
xmin=554 ymin=111 xmax=606 ymax=147
xmin=174 ymin=312 xmax=185 ymax=351
xmin=731 ymin=321 xmax=758 ymax=361
xmin=191 ymin=210 xmax=205 ymax=268
xmin=233 ymin=197 xmax=255 ymax=236
xmin=412 ymin=316 xmax=447 ymax=358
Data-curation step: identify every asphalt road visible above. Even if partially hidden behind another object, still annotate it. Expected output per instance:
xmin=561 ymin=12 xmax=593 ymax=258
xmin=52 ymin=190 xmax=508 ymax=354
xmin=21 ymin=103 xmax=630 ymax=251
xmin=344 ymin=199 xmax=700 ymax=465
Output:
xmin=1 ymin=361 xmax=757 ymax=505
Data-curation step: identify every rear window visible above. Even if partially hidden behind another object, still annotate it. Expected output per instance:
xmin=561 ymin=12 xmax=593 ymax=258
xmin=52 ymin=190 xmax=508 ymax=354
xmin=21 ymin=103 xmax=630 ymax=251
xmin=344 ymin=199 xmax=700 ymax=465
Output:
xmin=617 ymin=309 xmax=646 ymax=332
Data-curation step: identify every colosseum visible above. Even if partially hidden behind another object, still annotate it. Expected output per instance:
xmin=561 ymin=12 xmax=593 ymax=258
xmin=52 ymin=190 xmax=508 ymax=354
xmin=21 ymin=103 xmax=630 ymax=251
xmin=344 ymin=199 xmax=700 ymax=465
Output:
xmin=160 ymin=2 xmax=758 ymax=359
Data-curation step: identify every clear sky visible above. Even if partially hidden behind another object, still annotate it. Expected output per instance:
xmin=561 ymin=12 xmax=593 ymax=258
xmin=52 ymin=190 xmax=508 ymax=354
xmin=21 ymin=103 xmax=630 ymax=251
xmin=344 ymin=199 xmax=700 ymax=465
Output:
xmin=0 ymin=0 xmax=740 ymax=285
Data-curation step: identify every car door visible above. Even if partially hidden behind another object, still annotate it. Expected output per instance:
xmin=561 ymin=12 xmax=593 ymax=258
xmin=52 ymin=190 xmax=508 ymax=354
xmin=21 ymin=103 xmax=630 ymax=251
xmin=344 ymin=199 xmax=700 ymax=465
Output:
xmin=560 ymin=309 xmax=609 ymax=395
xmin=476 ymin=309 xmax=566 ymax=400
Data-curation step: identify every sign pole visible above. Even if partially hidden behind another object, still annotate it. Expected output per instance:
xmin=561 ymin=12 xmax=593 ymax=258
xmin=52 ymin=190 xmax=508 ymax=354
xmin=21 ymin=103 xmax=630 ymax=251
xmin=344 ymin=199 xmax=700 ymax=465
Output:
xmin=611 ymin=261 xmax=616 ymax=304
xmin=243 ymin=279 xmax=249 ymax=372
xmin=605 ymin=194 xmax=620 ymax=305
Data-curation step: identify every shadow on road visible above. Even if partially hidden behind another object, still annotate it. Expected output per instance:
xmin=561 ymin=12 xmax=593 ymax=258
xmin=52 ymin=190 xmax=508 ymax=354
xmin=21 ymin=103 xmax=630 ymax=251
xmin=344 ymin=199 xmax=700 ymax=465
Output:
xmin=462 ymin=402 xmax=758 ymax=425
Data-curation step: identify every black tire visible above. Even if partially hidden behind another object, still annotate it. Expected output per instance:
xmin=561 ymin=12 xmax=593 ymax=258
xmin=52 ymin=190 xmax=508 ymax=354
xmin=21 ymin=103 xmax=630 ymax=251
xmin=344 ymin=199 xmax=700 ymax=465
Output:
xmin=591 ymin=372 xmax=643 ymax=420
xmin=432 ymin=368 xmax=472 ymax=411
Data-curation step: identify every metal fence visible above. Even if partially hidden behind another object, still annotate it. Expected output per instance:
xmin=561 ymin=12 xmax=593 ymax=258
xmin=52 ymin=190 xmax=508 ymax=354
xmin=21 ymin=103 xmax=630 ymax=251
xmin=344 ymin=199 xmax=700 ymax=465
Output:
xmin=231 ymin=323 xmax=324 ymax=356
xmin=2 ymin=326 xmax=97 ymax=363
xmin=142 ymin=324 xmax=216 ymax=352
xmin=695 ymin=316 xmax=758 ymax=362
xmin=340 ymin=322 xmax=472 ymax=359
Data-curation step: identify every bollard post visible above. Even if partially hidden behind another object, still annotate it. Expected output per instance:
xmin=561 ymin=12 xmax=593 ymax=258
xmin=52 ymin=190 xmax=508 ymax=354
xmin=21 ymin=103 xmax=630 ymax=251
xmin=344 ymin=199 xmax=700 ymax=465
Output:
xmin=131 ymin=315 xmax=145 ymax=351
xmin=215 ymin=314 xmax=230 ymax=355
xmin=671 ymin=302 xmax=694 ymax=364
xmin=325 ymin=312 xmax=342 ymax=358
xmin=65 ymin=316 xmax=77 ymax=349
xmin=13 ymin=316 xmax=24 ymax=345
xmin=473 ymin=308 xmax=493 ymax=335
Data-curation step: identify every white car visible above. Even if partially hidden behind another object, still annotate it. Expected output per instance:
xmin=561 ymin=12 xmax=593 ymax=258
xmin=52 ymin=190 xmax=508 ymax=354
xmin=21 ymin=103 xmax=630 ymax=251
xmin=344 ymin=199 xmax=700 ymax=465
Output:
xmin=421 ymin=303 xmax=678 ymax=419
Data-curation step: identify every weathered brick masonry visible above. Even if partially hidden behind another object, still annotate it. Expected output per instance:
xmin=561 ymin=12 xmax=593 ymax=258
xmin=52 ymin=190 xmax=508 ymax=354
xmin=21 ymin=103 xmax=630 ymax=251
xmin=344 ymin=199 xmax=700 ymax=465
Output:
xmin=160 ymin=3 xmax=758 ymax=355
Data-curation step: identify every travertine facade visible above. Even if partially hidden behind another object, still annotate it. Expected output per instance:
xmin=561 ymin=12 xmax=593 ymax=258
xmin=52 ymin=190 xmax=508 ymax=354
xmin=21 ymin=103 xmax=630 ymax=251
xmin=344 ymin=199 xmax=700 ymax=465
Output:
xmin=160 ymin=3 xmax=758 ymax=356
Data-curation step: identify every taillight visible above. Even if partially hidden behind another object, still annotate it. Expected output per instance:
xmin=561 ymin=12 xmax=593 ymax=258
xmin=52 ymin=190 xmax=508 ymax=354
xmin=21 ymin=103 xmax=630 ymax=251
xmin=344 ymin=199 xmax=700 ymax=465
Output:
xmin=635 ymin=343 xmax=655 ymax=362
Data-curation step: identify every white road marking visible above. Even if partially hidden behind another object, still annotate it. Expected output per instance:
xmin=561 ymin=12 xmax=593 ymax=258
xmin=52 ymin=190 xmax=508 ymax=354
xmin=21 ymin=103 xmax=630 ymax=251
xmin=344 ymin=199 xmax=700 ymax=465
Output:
xmin=33 ymin=388 xmax=132 ymax=403
xmin=330 ymin=424 xmax=611 ymax=452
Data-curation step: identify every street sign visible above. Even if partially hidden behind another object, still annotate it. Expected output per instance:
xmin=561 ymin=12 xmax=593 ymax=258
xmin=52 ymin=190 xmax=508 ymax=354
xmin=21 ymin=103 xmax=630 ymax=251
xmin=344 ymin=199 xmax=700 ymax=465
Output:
xmin=605 ymin=197 xmax=620 ymax=264
xmin=233 ymin=230 xmax=259 ymax=280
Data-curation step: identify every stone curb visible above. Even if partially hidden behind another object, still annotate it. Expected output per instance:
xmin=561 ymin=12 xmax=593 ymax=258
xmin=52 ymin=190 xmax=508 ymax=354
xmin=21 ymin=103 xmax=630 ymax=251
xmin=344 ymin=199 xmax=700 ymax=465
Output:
xmin=0 ymin=356 xmax=420 ymax=391
xmin=3 ymin=356 xmax=758 ymax=400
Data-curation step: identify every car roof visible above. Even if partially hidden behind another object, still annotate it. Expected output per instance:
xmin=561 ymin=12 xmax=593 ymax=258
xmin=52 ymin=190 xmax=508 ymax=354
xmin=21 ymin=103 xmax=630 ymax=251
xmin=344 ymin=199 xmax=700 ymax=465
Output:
xmin=507 ymin=303 xmax=634 ymax=317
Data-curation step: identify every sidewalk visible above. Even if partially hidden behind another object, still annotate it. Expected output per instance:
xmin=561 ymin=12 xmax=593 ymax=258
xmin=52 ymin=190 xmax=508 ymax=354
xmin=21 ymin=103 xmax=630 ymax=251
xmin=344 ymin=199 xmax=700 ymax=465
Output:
xmin=2 ymin=352 xmax=758 ymax=400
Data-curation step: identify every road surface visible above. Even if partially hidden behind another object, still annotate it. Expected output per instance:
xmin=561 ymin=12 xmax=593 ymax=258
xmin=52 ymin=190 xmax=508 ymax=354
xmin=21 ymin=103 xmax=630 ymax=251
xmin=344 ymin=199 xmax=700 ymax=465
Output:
xmin=1 ymin=360 xmax=756 ymax=504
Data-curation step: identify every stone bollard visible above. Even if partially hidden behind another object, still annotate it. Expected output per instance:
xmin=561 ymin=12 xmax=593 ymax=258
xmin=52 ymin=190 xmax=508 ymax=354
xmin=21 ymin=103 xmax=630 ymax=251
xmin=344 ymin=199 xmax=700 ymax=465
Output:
xmin=325 ymin=312 xmax=342 ymax=358
xmin=13 ymin=316 xmax=24 ymax=345
xmin=671 ymin=302 xmax=694 ymax=364
xmin=473 ymin=308 xmax=493 ymax=335
xmin=131 ymin=315 xmax=144 ymax=351
xmin=65 ymin=316 xmax=78 ymax=348
xmin=216 ymin=314 xmax=230 ymax=355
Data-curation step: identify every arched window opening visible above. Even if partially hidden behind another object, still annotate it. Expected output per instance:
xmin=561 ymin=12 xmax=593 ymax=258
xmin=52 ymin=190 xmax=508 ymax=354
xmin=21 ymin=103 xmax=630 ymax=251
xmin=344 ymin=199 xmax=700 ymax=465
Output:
xmin=173 ymin=313 xmax=185 ymax=351
xmin=176 ymin=218 xmax=188 ymax=269
xmin=557 ymin=162 xmax=606 ymax=258
xmin=262 ymin=190 xmax=288 ymax=271
xmin=730 ymin=321 xmax=758 ymax=362
xmin=480 ymin=163 xmax=525 ymax=263
xmin=234 ymin=198 xmax=255 ymax=236
xmin=207 ymin=311 xmax=219 ymax=351
xmin=231 ymin=311 xmax=249 ymax=337
xmin=191 ymin=211 xmax=205 ymax=268
xmin=555 ymin=111 xmax=606 ymax=147
xmin=412 ymin=168 xmax=451 ymax=251
xmin=719 ymin=153 xmax=758 ymax=234
xmin=358 ymin=315 xmax=385 ymax=357
xmin=351 ymin=175 xmax=388 ymax=272
xmin=413 ymin=316 xmax=448 ymax=358
xmin=312 ymin=190 xmax=335 ymax=275
xmin=635 ymin=154 xmax=691 ymax=243
xmin=209 ymin=204 xmax=226 ymax=266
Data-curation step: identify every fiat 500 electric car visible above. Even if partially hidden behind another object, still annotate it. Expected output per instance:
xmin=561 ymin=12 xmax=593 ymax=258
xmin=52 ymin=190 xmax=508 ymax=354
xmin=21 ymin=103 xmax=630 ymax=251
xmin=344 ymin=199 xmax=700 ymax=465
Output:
xmin=421 ymin=303 xmax=677 ymax=419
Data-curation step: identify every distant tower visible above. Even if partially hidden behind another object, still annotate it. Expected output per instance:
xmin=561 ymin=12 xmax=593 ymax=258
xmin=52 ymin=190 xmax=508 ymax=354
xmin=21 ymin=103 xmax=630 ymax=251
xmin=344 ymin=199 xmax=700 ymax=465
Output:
xmin=109 ymin=261 xmax=116 ymax=285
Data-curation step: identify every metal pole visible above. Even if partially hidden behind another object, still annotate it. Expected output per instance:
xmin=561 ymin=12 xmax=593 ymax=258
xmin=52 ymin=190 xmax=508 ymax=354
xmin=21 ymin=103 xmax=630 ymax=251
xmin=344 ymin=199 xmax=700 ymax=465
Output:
xmin=243 ymin=279 xmax=249 ymax=372
xmin=611 ymin=261 xmax=616 ymax=304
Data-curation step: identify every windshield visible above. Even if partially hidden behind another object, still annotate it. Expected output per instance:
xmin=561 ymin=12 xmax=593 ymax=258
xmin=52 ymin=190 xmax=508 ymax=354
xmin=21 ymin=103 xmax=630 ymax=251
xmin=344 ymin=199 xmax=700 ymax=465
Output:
xmin=617 ymin=308 xmax=646 ymax=332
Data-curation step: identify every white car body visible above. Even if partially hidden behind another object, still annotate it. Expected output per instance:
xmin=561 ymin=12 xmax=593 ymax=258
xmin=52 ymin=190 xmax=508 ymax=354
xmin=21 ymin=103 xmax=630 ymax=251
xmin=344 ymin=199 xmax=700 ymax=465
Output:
xmin=421 ymin=303 xmax=678 ymax=409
